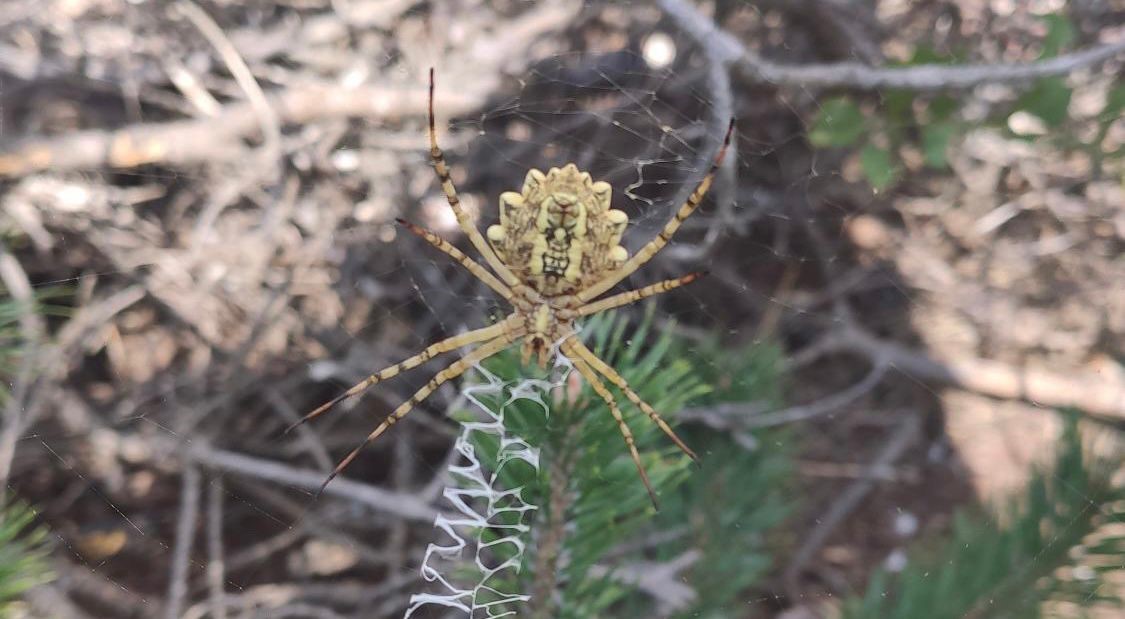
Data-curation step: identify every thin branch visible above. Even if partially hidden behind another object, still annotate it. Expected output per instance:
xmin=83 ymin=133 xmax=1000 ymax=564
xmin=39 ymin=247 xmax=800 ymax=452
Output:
xmin=0 ymin=0 xmax=580 ymax=177
xmin=783 ymin=414 xmax=922 ymax=598
xmin=745 ymin=357 xmax=889 ymax=428
xmin=0 ymin=83 xmax=457 ymax=177
xmin=166 ymin=464 xmax=202 ymax=619
xmin=590 ymin=550 xmax=701 ymax=614
xmin=835 ymin=326 xmax=1125 ymax=421
xmin=687 ymin=324 xmax=1125 ymax=430
xmin=0 ymin=251 xmax=131 ymax=490
xmin=53 ymin=559 xmax=152 ymax=617
xmin=175 ymin=0 xmax=280 ymax=171
xmin=641 ymin=11 xmax=737 ymax=260
xmin=0 ymin=241 xmax=43 ymax=337
xmin=266 ymin=388 xmax=333 ymax=472
xmin=0 ymin=242 xmax=40 ymax=487
xmin=179 ymin=440 xmax=439 ymax=523
xmin=658 ymin=0 xmax=1125 ymax=91
xmin=23 ymin=584 xmax=95 ymax=619
xmin=679 ymin=357 xmax=889 ymax=430
xmin=206 ymin=476 xmax=227 ymax=619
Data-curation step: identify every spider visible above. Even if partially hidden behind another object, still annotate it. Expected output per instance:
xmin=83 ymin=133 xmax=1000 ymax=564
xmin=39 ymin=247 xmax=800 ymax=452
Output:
xmin=293 ymin=69 xmax=733 ymax=509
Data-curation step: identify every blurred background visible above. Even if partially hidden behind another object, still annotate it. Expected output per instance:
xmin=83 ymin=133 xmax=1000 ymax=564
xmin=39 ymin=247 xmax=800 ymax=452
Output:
xmin=0 ymin=0 xmax=1123 ymax=617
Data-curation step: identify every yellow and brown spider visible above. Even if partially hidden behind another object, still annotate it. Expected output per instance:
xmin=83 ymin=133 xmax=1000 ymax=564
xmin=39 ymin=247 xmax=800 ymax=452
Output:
xmin=294 ymin=69 xmax=733 ymax=508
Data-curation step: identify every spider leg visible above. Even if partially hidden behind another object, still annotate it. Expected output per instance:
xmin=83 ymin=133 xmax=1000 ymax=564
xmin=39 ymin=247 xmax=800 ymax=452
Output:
xmin=566 ymin=348 xmax=660 ymax=510
xmin=577 ymin=120 xmax=734 ymax=303
xmin=563 ymin=339 xmax=698 ymax=461
xmin=319 ymin=329 xmax=522 ymax=493
xmin=290 ymin=315 xmax=521 ymax=433
xmin=396 ymin=218 xmax=513 ymax=301
xmin=428 ymin=69 xmax=521 ymax=289
xmin=574 ymin=272 xmax=704 ymax=318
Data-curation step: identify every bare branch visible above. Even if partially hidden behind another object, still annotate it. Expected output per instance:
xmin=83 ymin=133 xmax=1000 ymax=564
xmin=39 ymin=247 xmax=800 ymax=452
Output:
xmin=683 ymin=358 xmax=890 ymax=430
xmin=658 ymin=0 xmax=1125 ymax=91
xmin=0 ymin=83 xmax=461 ymax=177
xmin=166 ymin=465 xmax=202 ymax=619
xmin=836 ymin=327 xmax=1125 ymax=421
xmin=682 ymin=321 xmax=1125 ymax=434
xmin=0 ymin=0 xmax=580 ymax=178
xmin=590 ymin=550 xmax=701 ymax=614
xmin=206 ymin=477 xmax=228 ymax=619
xmin=0 ymin=242 xmax=41 ymax=488
xmin=783 ymin=414 xmax=922 ymax=598
xmin=175 ymin=0 xmax=281 ymax=174
xmin=179 ymin=440 xmax=439 ymax=523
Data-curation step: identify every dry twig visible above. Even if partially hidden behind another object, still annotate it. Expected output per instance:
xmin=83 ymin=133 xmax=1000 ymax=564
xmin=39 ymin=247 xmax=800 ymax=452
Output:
xmin=174 ymin=0 xmax=281 ymax=177
xmin=834 ymin=326 xmax=1125 ymax=421
xmin=0 ymin=0 xmax=580 ymax=178
xmin=166 ymin=465 xmax=202 ymax=619
xmin=206 ymin=477 xmax=228 ymax=619
xmin=782 ymin=414 xmax=922 ymax=598
xmin=178 ymin=440 xmax=439 ymax=523
xmin=0 ymin=242 xmax=40 ymax=487
xmin=658 ymin=0 xmax=1125 ymax=91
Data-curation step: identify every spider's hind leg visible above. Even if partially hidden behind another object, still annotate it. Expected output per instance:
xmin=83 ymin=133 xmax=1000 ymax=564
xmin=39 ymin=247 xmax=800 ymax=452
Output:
xmin=291 ymin=316 xmax=520 ymax=434
xmin=566 ymin=346 xmax=660 ymax=510
xmin=565 ymin=339 xmax=698 ymax=461
xmin=319 ymin=330 xmax=521 ymax=492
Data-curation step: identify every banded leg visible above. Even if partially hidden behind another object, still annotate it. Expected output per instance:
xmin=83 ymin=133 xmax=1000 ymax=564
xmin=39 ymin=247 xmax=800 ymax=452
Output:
xmin=319 ymin=330 xmax=521 ymax=491
xmin=428 ymin=69 xmax=521 ymax=289
xmin=577 ymin=120 xmax=735 ymax=303
xmin=574 ymin=272 xmax=704 ymax=318
xmin=291 ymin=316 xmax=521 ymax=433
xmin=397 ymin=218 xmax=513 ymax=301
xmin=567 ymin=351 xmax=660 ymax=510
xmin=563 ymin=339 xmax=698 ymax=461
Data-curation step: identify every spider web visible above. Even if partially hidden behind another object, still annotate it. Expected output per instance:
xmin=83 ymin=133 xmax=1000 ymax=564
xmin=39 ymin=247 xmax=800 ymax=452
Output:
xmin=0 ymin=0 xmax=1122 ymax=617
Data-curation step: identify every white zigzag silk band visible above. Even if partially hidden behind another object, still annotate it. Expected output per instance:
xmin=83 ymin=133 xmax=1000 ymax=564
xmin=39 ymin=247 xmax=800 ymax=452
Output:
xmin=405 ymin=352 xmax=573 ymax=617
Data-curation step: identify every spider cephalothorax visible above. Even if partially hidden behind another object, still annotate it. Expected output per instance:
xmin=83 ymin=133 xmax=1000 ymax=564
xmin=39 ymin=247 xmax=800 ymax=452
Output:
xmin=295 ymin=69 xmax=733 ymax=509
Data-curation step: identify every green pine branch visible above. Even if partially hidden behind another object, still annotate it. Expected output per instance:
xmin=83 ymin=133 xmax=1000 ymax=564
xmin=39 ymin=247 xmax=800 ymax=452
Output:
xmin=0 ymin=290 xmax=55 ymax=616
xmin=844 ymin=413 xmax=1125 ymax=619
xmin=458 ymin=309 xmax=794 ymax=617
xmin=0 ymin=498 xmax=52 ymax=617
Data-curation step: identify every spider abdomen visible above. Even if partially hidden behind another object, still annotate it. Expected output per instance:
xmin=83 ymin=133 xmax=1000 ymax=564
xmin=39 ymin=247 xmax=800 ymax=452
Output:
xmin=487 ymin=163 xmax=630 ymax=296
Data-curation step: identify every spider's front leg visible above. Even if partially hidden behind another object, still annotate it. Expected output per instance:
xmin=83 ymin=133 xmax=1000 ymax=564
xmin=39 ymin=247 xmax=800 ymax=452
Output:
xmin=428 ymin=68 xmax=522 ymax=289
xmin=576 ymin=119 xmax=735 ymax=303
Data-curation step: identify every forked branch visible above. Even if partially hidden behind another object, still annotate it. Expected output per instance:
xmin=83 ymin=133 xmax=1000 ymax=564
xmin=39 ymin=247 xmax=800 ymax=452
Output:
xmin=658 ymin=0 xmax=1125 ymax=91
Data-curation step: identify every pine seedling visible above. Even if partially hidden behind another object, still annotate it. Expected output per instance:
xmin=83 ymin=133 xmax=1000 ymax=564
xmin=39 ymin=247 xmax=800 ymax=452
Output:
xmin=0 ymin=498 xmax=52 ymax=617
xmin=0 ymin=291 xmax=55 ymax=616
xmin=414 ymin=309 xmax=794 ymax=617
xmin=844 ymin=413 xmax=1125 ymax=619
